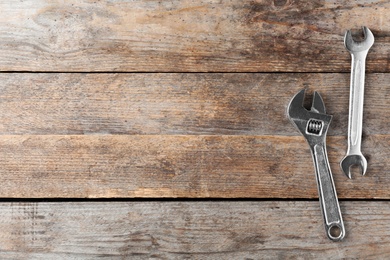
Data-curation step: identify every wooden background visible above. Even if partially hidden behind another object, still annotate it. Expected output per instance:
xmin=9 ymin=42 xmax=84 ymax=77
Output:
xmin=1 ymin=0 xmax=390 ymax=258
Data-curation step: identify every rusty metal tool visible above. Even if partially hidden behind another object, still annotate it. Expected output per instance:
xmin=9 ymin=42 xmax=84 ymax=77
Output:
xmin=287 ymin=89 xmax=345 ymax=241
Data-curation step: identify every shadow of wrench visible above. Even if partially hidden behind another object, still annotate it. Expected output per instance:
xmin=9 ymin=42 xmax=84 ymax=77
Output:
xmin=340 ymin=27 xmax=374 ymax=179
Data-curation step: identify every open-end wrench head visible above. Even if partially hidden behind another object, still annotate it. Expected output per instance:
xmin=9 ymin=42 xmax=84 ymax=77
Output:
xmin=340 ymin=154 xmax=367 ymax=179
xmin=344 ymin=26 xmax=374 ymax=53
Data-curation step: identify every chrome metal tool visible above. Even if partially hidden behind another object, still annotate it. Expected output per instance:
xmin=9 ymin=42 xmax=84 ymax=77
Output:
xmin=287 ymin=89 xmax=345 ymax=241
xmin=340 ymin=26 xmax=374 ymax=178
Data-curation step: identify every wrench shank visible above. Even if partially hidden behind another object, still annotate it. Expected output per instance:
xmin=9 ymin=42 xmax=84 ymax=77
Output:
xmin=348 ymin=51 xmax=367 ymax=155
xmin=311 ymin=143 xmax=345 ymax=241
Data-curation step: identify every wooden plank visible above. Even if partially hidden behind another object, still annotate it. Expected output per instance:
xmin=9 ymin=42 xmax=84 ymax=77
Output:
xmin=0 ymin=135 xmax=388 ymax=198
xmin=0 ymin=201 xmax=389 ymax=258
xmin=0 ymin=0 xmax=388 ymax=72
xmin=0 ymin=73 xmax=388 ymax=135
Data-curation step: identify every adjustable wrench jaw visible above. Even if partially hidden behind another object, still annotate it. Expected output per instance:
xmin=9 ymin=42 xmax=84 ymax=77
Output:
xmin=287 ymin=89 xmax=332 ymax=146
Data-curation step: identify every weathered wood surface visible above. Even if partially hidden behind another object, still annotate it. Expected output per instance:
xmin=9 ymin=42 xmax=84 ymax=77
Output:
xmin=1 ymin=0 xmax=389 ymax=257
xmin=0 ymin=201 xmax=389 ymax=259
xmin=0 ymin=73 xmax=388 ymax=135
xmin=0 ymin=135 xmax=388 ymax=198
xmin=0 ymin=0 xmax=389 ymax=72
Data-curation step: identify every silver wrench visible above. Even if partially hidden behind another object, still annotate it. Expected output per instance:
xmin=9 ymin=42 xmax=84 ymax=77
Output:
xmin=288 ymin=89 xmax=345 ymax=242
xmin=340 ymin=27 xmax=374 ymax=179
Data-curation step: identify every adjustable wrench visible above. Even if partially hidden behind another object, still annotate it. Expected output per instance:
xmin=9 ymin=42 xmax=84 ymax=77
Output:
xmin=287 ymin=89 xmax=345 ymax=241
xmin=340 ymin=27 xmax=374 ymax=178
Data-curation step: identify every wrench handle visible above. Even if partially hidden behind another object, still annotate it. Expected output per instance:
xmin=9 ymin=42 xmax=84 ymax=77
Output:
xmin=311 ymin=143 xmax=345 ymax=241
xmin=348 ymin=51 xmax=367 ymax=154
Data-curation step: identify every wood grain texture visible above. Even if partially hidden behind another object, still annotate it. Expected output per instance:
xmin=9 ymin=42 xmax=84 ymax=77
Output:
xmin=0 ymin=73 xmax=389 ymax=135
xmin=0 ymin=0 xmax=389 ymax=72
xmin=2 ymin=0 xmax=389 ymax=256
xmin=0 ymin=201 xmax=389 ymax=259
xmin=0 ymin=135 xmax=388 ymax=198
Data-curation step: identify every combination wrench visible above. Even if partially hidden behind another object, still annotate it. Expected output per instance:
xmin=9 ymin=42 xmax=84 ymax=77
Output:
xmin=340 ymin=27 xmax=374 ymax=178
xmin=288 ymin=89 xmax=345 ymax=241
